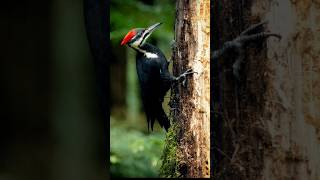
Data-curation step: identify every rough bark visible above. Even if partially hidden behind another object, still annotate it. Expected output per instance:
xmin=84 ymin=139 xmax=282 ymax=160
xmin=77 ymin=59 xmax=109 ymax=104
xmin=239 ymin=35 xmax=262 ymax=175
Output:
xmin=255 ymin=1 xmax=320 ymax=179
xmin=160 ymin=0 xmax=210 ymax=178
xmin=213 ymin=1 xmax=266 ymax=179
xmin=213 ymin=0 xmax=320 ymax=179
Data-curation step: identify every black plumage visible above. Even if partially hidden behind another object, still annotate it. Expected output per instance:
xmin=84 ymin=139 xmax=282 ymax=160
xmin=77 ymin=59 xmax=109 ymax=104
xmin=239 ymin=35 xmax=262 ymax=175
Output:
xmin=135 ymin=43 xmax=172 ymax=131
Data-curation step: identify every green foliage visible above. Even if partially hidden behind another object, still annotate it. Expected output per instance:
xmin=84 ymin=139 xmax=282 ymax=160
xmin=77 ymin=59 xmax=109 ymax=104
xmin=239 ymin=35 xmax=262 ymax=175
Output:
xmin=110 ymin=124 xmax=165 ymax=178
xmin=110 ymin=0 xmax=175 ymax=45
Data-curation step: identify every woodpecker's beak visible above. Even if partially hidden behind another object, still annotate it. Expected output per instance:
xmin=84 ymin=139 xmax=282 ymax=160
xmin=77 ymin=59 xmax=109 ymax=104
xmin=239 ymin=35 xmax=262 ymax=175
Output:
xmin=145 ymin=22 xmax=162 ymax=35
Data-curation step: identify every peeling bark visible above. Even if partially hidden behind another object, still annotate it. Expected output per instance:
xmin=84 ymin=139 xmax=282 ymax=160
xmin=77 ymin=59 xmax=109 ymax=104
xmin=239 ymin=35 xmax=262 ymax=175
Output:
xmin=160 ymin=0 xmax=210 ymax=178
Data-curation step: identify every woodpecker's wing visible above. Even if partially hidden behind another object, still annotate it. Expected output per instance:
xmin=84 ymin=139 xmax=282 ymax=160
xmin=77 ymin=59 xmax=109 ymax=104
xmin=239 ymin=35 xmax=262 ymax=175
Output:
xmin=159 ymin=60 xmax=173 ymax=98
xmin=136 ymin=55 xmax=161 ymax=131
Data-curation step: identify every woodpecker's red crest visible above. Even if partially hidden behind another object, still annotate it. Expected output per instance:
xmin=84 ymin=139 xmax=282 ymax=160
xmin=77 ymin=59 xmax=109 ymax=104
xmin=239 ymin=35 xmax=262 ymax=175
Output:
xmin=121 ymin=30 xmax=137 ymax=46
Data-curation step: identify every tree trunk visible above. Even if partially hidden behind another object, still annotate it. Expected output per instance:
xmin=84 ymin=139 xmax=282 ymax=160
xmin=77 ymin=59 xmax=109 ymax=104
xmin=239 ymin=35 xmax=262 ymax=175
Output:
xmin=110 ymin=43 xmax=127 ymax=117
xmin=213 ymin=0 xmax=320 ymax=179
xmin=160 ymin=0 xmax=210 ymax=178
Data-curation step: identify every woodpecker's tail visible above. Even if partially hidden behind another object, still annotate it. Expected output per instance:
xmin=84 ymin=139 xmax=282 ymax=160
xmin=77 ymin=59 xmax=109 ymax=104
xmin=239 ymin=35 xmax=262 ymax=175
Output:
xmin=156 ymin=103 xmax=170 ymax=132
xmin=143 ymin=98 xmax=170 ymax=132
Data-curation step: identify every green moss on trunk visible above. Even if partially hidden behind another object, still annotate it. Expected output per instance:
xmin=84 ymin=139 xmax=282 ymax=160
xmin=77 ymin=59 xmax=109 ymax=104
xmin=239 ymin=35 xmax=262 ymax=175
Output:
xmin=159 ymin=122 xmax=181 ymax=178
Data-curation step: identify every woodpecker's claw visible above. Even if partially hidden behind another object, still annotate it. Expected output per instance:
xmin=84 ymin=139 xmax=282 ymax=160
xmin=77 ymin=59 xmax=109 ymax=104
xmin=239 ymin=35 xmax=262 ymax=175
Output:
xmin=240 ymin=20 xmax=268 ymax=36
xmin=175 ymin=69 xmax=197 ymax=87
xmin=183 ymin=69 xmax=196 ymax=76
xmin=230 ymin=22 xmax=280 ymax=81
xmin=212 ymin=20 xmax=282 ymax=81
xmin=175 ymin=69 xmax=196 ymax=81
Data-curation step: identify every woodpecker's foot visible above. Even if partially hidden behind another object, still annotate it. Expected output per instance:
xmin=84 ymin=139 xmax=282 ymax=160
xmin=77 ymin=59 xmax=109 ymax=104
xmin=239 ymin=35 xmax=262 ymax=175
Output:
xmin=175 ymin=69 xmax=197 ymax=86
xmin=212 ymin=21 xmax=281 ymax=61
xmin=227 ymin=21 xmax=281 ymax=80
xmin=234 ymin=21 xmax=281 ymax=46
xmin=240 ymin=20 xmax=268 ymax=36
xmin=175 ymin=69 xmax=195 ymax=81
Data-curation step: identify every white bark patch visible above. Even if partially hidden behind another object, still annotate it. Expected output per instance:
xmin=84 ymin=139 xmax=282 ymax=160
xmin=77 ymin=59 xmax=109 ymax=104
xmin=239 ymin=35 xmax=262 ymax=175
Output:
xmin=253 ymin=0 xmax=320 ymax=179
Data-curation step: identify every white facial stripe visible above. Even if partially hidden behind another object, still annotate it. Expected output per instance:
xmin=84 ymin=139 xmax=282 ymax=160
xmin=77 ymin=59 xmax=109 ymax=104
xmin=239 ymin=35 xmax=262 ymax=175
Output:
xmin=133 ymin=30 xmax=151 ymax=47
xmin=131 ymin=39 xmax=141 ymax=47
xmin=140 ymin=30 xmax=151 ymax=45
xmin=130 ymin=28 xmax=154 ymax=48
xmin=141 ymin=33 xmax=152 ymax=45
xmin=132 ymin=46 xmax=158 ymax=59
xmin=130 ymin=33 xmax=143 ymax=47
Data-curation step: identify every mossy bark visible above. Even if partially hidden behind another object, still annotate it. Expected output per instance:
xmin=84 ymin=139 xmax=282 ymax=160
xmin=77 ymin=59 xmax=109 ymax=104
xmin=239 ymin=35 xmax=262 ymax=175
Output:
xmin=159 ymin=122 xmax=180 ymax=177
xmin=160 ymin=0 xmax=210 ymax=178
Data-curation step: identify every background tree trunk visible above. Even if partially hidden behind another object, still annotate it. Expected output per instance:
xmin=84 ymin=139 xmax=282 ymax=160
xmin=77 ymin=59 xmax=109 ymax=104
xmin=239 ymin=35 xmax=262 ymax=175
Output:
xmin=213 ymin=0 xmax=320 ymax=179
xmin=160 ymin=0 xmax=210 ymax=178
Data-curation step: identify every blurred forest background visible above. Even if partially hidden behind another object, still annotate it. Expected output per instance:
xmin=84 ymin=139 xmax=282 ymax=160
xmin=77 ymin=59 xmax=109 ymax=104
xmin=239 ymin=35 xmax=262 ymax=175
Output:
xmin=110 ymin=0 xmax=175 ymax=178
xmin=0 ymin=0 xmax=106 ymax=180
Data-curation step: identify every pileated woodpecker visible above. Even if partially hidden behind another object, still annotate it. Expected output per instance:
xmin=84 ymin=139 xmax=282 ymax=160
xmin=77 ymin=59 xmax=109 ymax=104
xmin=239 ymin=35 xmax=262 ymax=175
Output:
xmin=121 ymin=22 xmax=194 ymax=132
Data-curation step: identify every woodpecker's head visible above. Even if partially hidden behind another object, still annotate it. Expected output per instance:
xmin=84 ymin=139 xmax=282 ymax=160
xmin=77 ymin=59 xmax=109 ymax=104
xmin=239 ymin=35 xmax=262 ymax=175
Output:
xmin=121 ymin=22 xmax=162 ymax=48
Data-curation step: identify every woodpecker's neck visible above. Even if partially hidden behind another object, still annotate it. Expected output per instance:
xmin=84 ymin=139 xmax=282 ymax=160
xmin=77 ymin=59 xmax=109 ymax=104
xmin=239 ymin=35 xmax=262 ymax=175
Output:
xmin=129 ymin=43 xmax=158 ymax=59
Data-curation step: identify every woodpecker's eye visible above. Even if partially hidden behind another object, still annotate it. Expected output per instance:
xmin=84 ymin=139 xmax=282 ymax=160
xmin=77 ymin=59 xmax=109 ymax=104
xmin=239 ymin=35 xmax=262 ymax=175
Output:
xmin=138 ymin=31 xmax=144 ymax=36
